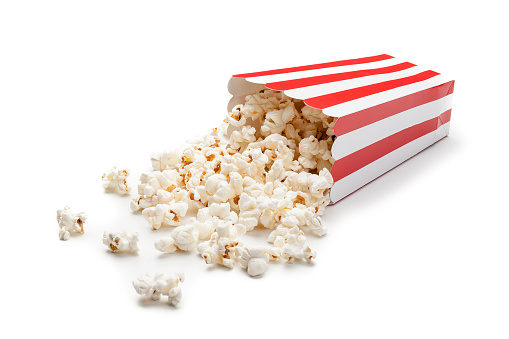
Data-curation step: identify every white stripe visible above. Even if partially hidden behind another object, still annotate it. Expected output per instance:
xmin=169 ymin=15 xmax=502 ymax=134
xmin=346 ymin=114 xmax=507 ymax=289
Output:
xmin=330 ymin=122 xmax=450 ymax=203
xmin=331 ymin=95 xmax=453 ymax=159
xmin=284 ymin=66 xmax=426 ymax=100
xmin=244 ymin=58 xmax=404 ymax=85
xmin=321 ymin=75 xmax=453 ymax=117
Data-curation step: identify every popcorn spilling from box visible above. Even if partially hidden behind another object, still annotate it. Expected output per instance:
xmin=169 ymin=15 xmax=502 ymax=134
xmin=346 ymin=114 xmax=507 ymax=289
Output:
xmin=130 ymin=54 xmax=455 ymax=277
xmin=132 ymin=89 xmax=333 ymax=276
xmin=231 ymin=54 xmax=454 ymax=203
xmin=56 ymin=53 xmax=455 ymax=301
xmin=48 ymin=54 xmax=459 ymax=312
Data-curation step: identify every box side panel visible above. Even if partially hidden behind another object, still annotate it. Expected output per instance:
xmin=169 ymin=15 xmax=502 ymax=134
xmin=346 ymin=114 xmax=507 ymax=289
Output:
xmin=331 ymin=94 xmax=453 ymax=159
xmin=329 ymin=80 xmax=454 ymax=202
xmin=321 ymin=76 xmax=454 ymax=117
xmin=334 ymin=81 xmax=455 ymax=136
xmin=330 ymin=121 xmax=451 ymax=203
xmin=331 ymin=110 xmax=451 ymax=182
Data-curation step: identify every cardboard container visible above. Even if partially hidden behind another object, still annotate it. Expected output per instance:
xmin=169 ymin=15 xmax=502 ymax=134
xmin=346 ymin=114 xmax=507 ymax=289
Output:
xmin=228 ymin=54 xmax=455 ymax=203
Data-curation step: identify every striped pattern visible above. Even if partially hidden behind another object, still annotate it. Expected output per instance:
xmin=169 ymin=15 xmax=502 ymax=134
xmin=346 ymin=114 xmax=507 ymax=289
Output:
xmin=230 ymin=55 xmax=455 ymax=202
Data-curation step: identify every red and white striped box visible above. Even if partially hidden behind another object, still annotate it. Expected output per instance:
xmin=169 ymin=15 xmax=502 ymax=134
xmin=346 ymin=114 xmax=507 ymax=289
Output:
xmin=228 ymin=54 xmax=454 ymax=203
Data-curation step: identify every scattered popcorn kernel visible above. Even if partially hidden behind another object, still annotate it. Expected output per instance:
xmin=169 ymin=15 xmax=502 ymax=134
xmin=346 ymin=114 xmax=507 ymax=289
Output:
xmin=133 ymin=273 xmax=184 ymax=306
xmin=236 ymin=246 xmax=280 ymax=277
xmin=103 ymin=231 xmax=139 ymax=253
xmin=102 ymin=166 xmax=131 ymax=194
xmin=57 ymin=206 xmax=87 ymax=241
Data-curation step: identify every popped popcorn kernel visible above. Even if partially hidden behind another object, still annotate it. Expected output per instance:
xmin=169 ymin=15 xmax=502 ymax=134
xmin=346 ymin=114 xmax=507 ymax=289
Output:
xmin=102 ymin=166 xmax=131 ymax=194
xmin=155 ymin=225 xmax=198 ymax=253
xmin=133 ymin=273 xmax=184 ymax=306
xmin=56 ymin=206 xmax=87 ymax=241
xmin=103 ymin=231 xmax=139 ymax=253
xmin=236 ymin=246 xmax=280 ymax=277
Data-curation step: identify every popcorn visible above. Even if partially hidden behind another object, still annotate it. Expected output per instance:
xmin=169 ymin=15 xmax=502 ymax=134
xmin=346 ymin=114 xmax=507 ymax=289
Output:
xmin=155 ymin=225 xmax=198 ymax=253
xmin=190 ymin=204 xmax=242 ymax=242
xmin=204 ymin=174 xmax=235 ymax=204
xmin=150 ymin=149 xmax=180 ymax=171
xmin=309 ymin=168 xmax=334 ymax=198
xmin=229 ymin=126 xmax=257 ymax=151
xmin=268 ymin=226 xmax=316 ymax=262
xmin=261 ymin=104 xmax=297 ymax=136
xmin=301 ymin=105 xmax=324 ymax=123
xmin=208 ymin=202 xmax=231 ymax=219
xmin=133 ymin=88 xmax=336 ymax=275
xmin=103 ymin=231 xmax=139 ymax=253
xmin=236 ymin=246 xmax=280 ymax=277
xmin=132 ymin=273 xmax=184 ymax=306
xmin=226 ymin=105 xmax=247 ymax=127
xmin=56 ymin=206 xmax=87 ymax=240
xmin=197 ymin=221 xmax=243 ymax=269
xmin=130 ymin=196 xmax=152 ymax=212
xmin=280 ymin=205 xmax=327 ymax=236
xmin=238 ymin=193 xmax=261 ymax=231
xmin=154 ymin=236 xmax=177 ymax=254
xmin=141 ymin=202 xmax=188 ymax=230
xmin=102 ymin=166 xmax=131 ymax=194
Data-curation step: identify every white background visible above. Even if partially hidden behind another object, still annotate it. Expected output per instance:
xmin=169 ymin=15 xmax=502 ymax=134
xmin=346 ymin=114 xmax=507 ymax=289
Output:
xmin=1 ymin=1 xmax=508 ymax=338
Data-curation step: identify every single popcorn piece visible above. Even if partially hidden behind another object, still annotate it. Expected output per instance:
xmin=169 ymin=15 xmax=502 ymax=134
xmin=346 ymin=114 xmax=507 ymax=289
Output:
xmin=102 ymin=166 xmax=131 ymax=194
xmin=132 ymin=273 xmax=184 ymax=306
xmin=154 ymin=225 xmax=198 ymax=253
xmin=103 ymin=231 xmax=139 ymax=253
xmin=236 ymin=246 xmax=280 ymax=277
xmin=154 ymin=236 xmax=177 ymax=253
xmin=56 ymin=206 xmax=87 ymax=241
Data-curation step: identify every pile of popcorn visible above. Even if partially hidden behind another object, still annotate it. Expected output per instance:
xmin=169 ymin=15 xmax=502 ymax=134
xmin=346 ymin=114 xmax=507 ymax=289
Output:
xmin=131 ymin=88 xmax=337 ymax=276
xmin=57 ymin=88 xmax=338 ymax=306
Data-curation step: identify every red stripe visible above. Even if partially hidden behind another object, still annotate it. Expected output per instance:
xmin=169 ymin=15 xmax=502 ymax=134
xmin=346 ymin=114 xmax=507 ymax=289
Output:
xmin=265 ymin=62 xmax=416 ymax=91
xmin=331 ymin=109 xmax=452 ymax=182
xmin=437 ymin=109 xmax=452 ymax=129
xmin=233 ymin=54 xmax=394 ymax=78
xmin=334 ymin=80 xmax=455 ymax=136
xmin=304 ymin=70 xmax=440 ymax=109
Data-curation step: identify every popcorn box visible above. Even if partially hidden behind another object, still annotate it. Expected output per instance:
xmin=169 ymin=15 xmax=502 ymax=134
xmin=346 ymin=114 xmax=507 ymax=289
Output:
xmin=228 ymin=54 xmax=454 ymax=203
